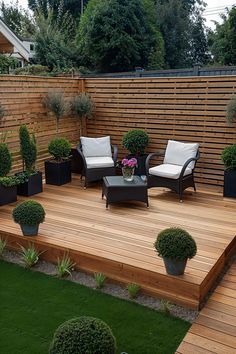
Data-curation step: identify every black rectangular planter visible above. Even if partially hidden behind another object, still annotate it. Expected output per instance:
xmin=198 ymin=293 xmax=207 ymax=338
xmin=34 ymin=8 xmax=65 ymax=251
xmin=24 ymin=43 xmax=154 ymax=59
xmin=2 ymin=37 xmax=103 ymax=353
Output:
xmin=127 ymin=154 xmax=148 ymax=176
xmin=71 ymin=148 xmax=83 ymax=174
xmin=45 ymin=160 xmax=71 ymax=186
xmin=224 ymin=170 xmax=236 ymax=198
xmin=17 ymin=171 xmax=43 ymax=197
xmin=0 ymin=185 xmax=17 ymax=206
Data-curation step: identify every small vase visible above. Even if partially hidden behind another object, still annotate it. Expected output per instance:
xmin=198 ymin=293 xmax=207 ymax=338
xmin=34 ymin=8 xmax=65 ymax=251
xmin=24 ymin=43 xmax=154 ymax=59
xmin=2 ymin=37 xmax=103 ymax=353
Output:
xmin=122 ymin=167 xmax=135 ymax=181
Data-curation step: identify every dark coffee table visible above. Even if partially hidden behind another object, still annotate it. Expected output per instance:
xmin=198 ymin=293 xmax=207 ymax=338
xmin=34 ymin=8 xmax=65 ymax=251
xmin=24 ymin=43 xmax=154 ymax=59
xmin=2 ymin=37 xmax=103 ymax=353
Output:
xmin=102 ymin=176 xmax=149 ymax=208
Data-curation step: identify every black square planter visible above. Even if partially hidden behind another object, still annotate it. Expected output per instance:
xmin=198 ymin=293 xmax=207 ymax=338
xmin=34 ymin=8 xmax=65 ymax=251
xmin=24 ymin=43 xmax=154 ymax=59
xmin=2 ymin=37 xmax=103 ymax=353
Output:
xmin=224 ymin=170 xmax=236 ymax=198
xmin=0 ymin=185 xmax=17 ymax=206
xmin=45 ymin=160 xmax=71 ymax=186
xmin=127 ymin=154 xmax=148 ymax=176
xmin=17 ymin=171 xmax=43 ymax=197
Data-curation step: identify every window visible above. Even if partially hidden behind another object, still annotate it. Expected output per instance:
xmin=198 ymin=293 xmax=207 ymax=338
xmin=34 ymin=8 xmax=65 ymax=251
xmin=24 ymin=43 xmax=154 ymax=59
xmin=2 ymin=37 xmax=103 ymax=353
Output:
xmin=30 ymin=44 xmax=35 ymax=51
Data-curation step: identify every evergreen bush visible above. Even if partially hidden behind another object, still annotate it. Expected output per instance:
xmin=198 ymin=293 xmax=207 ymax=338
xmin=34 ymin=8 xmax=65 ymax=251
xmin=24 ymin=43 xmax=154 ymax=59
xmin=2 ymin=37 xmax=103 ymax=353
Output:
xmin=49 ymin=316 xmax=116 ymax=354
xmin=122 ymin=129 xmax=149 ymax=156
xmin=48 ymin=138 xmax=71 ymax=162
xmin=12 ymin=200 xmax=45 ymax=226
xmin=222 ymin=144 xmax=236 ymax=170
xmin=19 ymin=125 xmax=37 ymax=173
xmin=0 ymin=142 xmax=12 ymax=177
xmin=154 ymin=227 xmax=197 ymax=261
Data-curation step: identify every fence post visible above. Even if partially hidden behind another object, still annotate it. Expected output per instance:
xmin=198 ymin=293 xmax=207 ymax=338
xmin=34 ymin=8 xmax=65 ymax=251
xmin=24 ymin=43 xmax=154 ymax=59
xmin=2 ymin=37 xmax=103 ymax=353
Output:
xmin=193 ymin=64 xmax=201 ymax=76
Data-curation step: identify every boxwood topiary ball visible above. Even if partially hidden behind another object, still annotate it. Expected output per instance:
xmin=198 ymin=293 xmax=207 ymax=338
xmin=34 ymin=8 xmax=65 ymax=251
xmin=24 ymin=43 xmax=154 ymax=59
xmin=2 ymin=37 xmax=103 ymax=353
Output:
xmin=221 ymin=144 xmax=236 ymax=170
xmin=48 ymin=138 xmax=71 ymax=162
xmin=154 ymin=227 xmax=197 ymax=261
xmin=122 ymin=129 xmax=149 ymax=156
xmin=49 ymin=316 xmax=116 ymax=354
xmin=12 ymin=200 xmax=45 ymax=226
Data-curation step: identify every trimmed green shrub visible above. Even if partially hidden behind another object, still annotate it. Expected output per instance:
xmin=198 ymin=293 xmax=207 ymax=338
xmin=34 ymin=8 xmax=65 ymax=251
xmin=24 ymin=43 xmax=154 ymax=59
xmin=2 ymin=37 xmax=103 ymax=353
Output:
xmin=48 ymin=138 xmax=71 ymax=162
xmin=226 ymin=95 xmax=236 ymax=124
xmin=12 ymin=200 xmax=45 ymax=226
xmin=0 ymin=142 xmax=12 ymax=177
xmin=19 ymin=125 xmax=37 ymax=173
xmin=122 ymin=129 xmax=149 ymax=156
xmin=222 ymin=144 xmax=236 ymax=170
xmin=0 ymin=176 xmax=19 ymax=187
xmin=49 ymin=316 xmax=116 ymax=354
xmin=154 ymin=227 xmax=197 ymax=261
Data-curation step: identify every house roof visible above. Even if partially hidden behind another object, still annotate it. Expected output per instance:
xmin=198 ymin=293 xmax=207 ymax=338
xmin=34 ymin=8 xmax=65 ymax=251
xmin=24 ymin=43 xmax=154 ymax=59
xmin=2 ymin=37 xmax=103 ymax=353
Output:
xmin=0 ymin=17 xmax=30 ymax=61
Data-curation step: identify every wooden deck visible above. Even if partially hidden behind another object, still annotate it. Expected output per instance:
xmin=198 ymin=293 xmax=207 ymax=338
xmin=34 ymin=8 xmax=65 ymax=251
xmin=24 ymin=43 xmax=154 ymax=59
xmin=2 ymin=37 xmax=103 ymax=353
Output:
xmin=0 ymin=176 xmax=236 ymax=309
xmin=176 ymin=259 xmax=236 ymax=353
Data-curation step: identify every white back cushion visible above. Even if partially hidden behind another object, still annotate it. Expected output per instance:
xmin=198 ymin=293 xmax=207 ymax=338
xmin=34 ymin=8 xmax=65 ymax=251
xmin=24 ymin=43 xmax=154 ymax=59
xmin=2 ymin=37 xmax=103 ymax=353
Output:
xmin=164 ymin=140 xmax=199 ymax=169
xmin=81 ymin=136 xmax=112 ymax=157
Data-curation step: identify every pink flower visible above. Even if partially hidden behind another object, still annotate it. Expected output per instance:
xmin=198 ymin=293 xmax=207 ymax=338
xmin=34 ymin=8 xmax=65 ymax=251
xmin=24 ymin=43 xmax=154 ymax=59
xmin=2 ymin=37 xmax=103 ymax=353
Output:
xmin=122 ymin=157 xmax=137 ymax=168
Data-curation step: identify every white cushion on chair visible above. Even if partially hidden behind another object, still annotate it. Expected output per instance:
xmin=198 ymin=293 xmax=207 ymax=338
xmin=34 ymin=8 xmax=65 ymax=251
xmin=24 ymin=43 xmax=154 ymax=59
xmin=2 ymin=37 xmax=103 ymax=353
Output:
xmin=80 ymin=136 xmax=112 ymax=158
xmin=164 ymin=140 xmax=199 ymax=169
xmin=85 ymin=157 xmax=114 ymax=169
xmin=149 ymin=164 xmax=192 ymax=179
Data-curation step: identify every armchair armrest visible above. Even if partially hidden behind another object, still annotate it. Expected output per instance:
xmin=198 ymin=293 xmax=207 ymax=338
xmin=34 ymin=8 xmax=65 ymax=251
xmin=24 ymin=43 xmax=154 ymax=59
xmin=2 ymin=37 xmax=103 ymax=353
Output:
xmin=179 ymin=150 xmax=200 ymax=180
xmin=77 ymin=144 xmax=87 ymax=168
xmin=146 ymin=151 xmax=165 ymax=173
xmin=112 ymin=145 xmax=118 ymax=163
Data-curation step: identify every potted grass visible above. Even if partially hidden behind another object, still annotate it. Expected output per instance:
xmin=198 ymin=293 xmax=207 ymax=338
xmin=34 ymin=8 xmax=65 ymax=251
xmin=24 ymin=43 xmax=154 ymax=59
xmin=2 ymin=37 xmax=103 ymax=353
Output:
xmin=222 ymin=144 xmax=236 ymax=198
xmin=16 ymin=125 xmax=43 ymax=196
xmin=45 ymin=137 xmax=71 ymax=185
xmin=0 ymin=141 xmax=18 ymax=206
xmin=154 ymin=227 xmax=197 ymax=275
xmin=12 ymin=200 xmax=45 ymax=236
xmin=122 ymin=129 xmax=149 ymax=175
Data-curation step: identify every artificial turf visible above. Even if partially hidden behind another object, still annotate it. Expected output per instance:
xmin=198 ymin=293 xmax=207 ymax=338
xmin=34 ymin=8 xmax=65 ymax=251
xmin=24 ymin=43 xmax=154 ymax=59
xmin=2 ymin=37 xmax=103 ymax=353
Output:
xmin=0 ymin=260 xmax=190 ymax=354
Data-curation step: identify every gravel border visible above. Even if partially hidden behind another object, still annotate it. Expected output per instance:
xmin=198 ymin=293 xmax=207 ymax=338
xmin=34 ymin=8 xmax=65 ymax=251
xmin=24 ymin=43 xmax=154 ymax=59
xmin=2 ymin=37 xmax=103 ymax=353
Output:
xmin=1 ymin=248 xmax=198 ymax=323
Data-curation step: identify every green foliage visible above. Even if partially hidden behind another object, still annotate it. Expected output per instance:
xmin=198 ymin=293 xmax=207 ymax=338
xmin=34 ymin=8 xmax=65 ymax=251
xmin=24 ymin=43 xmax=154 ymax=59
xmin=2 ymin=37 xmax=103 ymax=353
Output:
xmin=0 ymin=54 xmax=18 ymax=74
xmin=71 ymin=93 xmax=94 ymax=120
xmin=0 ymin=103 xmax=5 ymax=120
xmin=0 ymin=176 xmax=19 ymax=187
xmin=48 ymin=137 xmax=71 ymax=162
xmin=12 ymin=200 xmax=45 ymax=226
xmin=0 ymin=142 xmax=12 ymax=177
xmin=77 ymin=0 xmax=164 ymax=72
xmin=0 ymin=237 xmax=7 ymax=256
xmin=56 ymin=254 xmax=75 ymax=277
xmin=122 ymin=129 xmax=149 ymax=156
xmin=49 ymin=316 xmax=117 ymax=354
xmin=127 ymin=283 xmax=140 ymax=299
xmin=226 ymin=95 xmax=236 ymax=124
xmin=94 ymin=272 xmax=106 ymax=289
xmin=44 ymin=91 xmax=67 ymax=133
xmin=14 ymin=65 xmax=49 ymax=76
xmin=160 ymin=299 xmax=173 ymax=315
xmin=19 ymin=244 xmax=41 ymax=268
xmin=0 ymin=0 xmax=35 ymax=37
xmin=154 ymin=227 xmax=197 ymax=261
xmin=222 ymin=144 xmax=236 ymax=170
xmin=19 ymin=125 xmax=37 ymax=173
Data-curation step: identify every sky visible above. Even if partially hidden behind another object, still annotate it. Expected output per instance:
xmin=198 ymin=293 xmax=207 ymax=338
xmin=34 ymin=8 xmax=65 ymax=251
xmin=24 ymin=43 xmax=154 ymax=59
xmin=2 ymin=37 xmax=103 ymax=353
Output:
xmin=2 ymin=0 xmax=236 ymax=29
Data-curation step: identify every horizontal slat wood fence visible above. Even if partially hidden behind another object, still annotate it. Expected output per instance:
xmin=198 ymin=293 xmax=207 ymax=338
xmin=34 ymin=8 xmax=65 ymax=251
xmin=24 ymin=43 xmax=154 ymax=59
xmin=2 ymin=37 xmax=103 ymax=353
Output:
xmin=0 ymin=75 xmax=236 ymax=187
xmin=85 ymin=76 xmax=236 ymax=187
xmin=0 ymin=75 xmax=82 ymax=173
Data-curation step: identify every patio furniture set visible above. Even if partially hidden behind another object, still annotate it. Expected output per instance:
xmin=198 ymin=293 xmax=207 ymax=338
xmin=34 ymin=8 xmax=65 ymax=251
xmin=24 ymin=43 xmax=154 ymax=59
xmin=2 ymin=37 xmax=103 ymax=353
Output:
xmin=76 ymin=136 xmax=200 ymax=207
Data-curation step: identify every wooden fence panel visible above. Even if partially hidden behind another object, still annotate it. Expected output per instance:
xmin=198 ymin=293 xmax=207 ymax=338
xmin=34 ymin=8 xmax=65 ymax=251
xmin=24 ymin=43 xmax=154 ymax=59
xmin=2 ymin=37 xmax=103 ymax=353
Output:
xmin=0 ymin=76 xmax=82 ymax=173
xmin=85 ymin=76 xmax=236 ymax=187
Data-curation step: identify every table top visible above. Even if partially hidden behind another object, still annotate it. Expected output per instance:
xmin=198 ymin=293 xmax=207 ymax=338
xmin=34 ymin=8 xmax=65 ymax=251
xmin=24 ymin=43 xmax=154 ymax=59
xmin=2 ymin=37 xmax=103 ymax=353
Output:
xmin=103 ymin=175 xmax=146 ymax=188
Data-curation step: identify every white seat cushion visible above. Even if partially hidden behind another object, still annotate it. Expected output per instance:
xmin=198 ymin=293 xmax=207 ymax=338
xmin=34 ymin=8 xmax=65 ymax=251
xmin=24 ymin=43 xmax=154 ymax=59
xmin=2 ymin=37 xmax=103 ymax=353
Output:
xmin=149 ymin=164 xmax=192 ymax=179
xmin=164 ymin=140 xmax=199 ymax=169
xmin=81 ymin=136 xmax=112 ymax=158
xmin=85 ymin=157 xmax=114 ymax=169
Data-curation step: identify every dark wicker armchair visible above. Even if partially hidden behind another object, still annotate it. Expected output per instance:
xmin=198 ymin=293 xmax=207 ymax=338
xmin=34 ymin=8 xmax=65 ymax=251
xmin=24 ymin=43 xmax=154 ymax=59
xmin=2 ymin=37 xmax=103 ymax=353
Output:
xmin=146 ymin=140 xmax=200 ymax=202
xmin=77 ymin=136 xmax=118 ymax=188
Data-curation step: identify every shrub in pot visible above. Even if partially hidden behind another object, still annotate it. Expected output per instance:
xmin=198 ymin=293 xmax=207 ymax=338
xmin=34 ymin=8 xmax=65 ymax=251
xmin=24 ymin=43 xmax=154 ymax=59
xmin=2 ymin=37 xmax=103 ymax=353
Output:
xmin=16 ymin=125 xmax=43 ymax=196
xmin=12 ymin=200 xmax=45 ymax=236
xmin=154 ymin=227 xmax=197 ymax=275
xmin=49 ymin=316 xmax=116 ymax=354
xmin=122 ymin=129 xmax=149 ymax=175
xmin=0 ymin=142 xmax=18 ymax=206
xmin=43 ymin=90 xmax=68 ymax=135
xmin=222 ymin=144 xmax=236 ymax=198
xmin=71 ymin=93 xmax=94 ymax=136
xmin=45 ymin=137 xmax=71 ymax=185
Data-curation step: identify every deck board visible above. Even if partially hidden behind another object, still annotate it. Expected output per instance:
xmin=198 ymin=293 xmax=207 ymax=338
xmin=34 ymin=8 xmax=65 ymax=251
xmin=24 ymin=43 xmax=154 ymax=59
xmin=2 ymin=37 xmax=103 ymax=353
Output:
xmin=0 ymin=176 xmax=236 ymax=309
xmin=176 ymin=260 xmax=236 ymax=353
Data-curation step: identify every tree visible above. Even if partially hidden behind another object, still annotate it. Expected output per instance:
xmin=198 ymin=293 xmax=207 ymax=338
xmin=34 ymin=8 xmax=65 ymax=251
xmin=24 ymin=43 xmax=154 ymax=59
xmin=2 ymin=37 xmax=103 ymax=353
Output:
xmin=0 ymin=0 xmax=35 ymax=37
xmin=0 ymin=54 xmax=17 ymax=74
xmin=210 ymin=7 xmax=236 ymax=65
xmin=77 ymin=0 xmax=164 ymax=72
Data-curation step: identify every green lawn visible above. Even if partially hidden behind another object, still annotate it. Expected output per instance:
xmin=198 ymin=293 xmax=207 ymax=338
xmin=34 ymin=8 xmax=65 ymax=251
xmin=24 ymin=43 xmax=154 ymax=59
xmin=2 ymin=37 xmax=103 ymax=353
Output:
xmin=0 ymin=260 xmax=190 ymax=354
